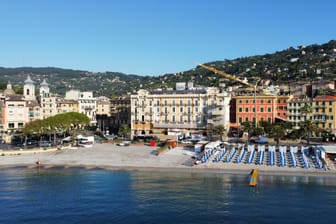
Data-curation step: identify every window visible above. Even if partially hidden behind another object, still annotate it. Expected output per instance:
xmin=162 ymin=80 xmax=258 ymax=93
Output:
xmin=172 ymin=107 xmax=175 ymax=113
xmin=239 ymin=108 xmax=242 ymax=112
xmin=245 ymin=108 xmax=249 ymax=112
xmin=246 ymin=100 xmax=249 ymax=104
xmin=8 ymin=123 xmax=14 ymax=129
xmin=268 ymin=100 xmax=271 ymax=103
xmin=18 ymin=123 xmax=24 ymax=128
xmin=268 ymin=107 xmax=271 ymax=112
xmin=261 ymin=100 xmax=264 ymax=104
xmin=329 ymin=108 xmax=332 ymax=113
xmin=260 ymin=108 xmax=264 ymax=112
xmin=239 ymin=117 xmax=242 ymax=123
xmin=239 ymin=100 xmax=242 ymax=104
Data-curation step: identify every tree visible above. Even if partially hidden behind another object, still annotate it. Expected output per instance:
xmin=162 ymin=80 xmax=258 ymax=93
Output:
xmin=259 ymin=120 xmax=272 ymax=135
xmin=22 ymin=112 xmax=90 ymax=144
xmin=271 ymin=125 xmax=286 ymax=144
xmin=242 ymin=121 xmax=255 ymax=139
xmin=299 ymin=120 xmax=317 ymax=145
xmin=213 ymin=125 xmax=226 ymax=141
xmin=118 ymin=124 xmax=131 ymax=139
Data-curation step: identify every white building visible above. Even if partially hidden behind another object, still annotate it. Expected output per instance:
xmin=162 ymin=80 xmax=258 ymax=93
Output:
xmin=130 ymin=84 xmax=231 ymax=139
xmin=4 ymin=94 xmax=27 ymax=132
xmin=65 ymin=90 xmax=97 ymax=125
xmin=39 ymin=79 xmax=58 ymax=119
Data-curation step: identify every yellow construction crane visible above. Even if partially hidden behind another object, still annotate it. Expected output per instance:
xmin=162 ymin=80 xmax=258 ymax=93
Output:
xmin=197 ymin=63 xmax=256 ymax=89
xmin=197 ymin=63 xmax=259 ymax=127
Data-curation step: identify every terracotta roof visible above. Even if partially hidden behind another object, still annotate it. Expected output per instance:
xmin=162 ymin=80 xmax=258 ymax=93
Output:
xmin=314 ymin=95 xmax=336 ymax=101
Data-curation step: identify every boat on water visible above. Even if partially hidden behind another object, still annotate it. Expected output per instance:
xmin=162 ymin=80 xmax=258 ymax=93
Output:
xmin=249 ymin=169 xmax=258 ymax=187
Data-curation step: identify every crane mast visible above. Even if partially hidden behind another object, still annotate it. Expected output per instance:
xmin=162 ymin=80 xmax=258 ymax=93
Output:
xmin=198 ymin=63 xmax=259 ymax=128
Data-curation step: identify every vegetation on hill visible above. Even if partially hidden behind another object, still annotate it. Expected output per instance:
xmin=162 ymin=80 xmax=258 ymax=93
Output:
xmin=0 ymin=40 xmax=335 ymax=97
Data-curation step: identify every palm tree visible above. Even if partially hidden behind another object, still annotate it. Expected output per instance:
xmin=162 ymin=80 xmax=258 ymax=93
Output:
xmin=301 ymin=102 xmax=313 ymax=120
xmin=299 ymin=120 xmax=317 ymax=145
xmin=300 ymin=102 xmax=314 ymax=144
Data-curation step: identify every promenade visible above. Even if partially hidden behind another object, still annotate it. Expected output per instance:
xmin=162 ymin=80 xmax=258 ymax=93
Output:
xmin=1 ymin=143 xmax=336 ymax=177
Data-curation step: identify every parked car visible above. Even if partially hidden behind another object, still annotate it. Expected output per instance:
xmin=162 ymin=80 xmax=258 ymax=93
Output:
xmin=39 ymin=141 xmax=51 ymax=147
xmin=117 ymin=141 xmax=130 ymax=146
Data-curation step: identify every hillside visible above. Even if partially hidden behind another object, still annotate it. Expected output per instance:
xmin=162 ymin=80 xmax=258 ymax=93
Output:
xmin=0 ymin=40 xmax=335 ymax=97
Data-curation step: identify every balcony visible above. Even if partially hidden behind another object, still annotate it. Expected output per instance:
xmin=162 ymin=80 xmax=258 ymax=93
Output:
xmin=209 ymin=109 xmax=224 ymax=116
xmin=153 ymin=122 xmax=206 ymax=129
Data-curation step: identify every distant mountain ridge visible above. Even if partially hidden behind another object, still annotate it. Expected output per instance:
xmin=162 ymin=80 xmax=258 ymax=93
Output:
xmin=1 ymin=40 xmax=335 ymax=97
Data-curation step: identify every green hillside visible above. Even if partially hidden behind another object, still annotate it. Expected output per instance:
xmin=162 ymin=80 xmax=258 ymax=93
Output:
xmin=0 ymin=40 xmax=335 ymax=97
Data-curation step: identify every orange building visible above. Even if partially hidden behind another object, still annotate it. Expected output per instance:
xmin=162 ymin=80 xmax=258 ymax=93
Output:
xmin=232 ymin=94 xmax=291 ymax=127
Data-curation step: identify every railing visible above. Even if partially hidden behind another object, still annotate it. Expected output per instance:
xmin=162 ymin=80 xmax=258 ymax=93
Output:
xmin=153 ymin=122 xmax=206 ymax=129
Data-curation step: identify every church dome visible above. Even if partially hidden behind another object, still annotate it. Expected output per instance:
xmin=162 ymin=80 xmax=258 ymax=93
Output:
xmin=3 ymin=81 xmax=15 ymax=96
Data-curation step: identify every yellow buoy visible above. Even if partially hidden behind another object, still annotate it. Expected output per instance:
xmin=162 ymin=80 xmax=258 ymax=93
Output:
xmin=249 ymin=169 xmax=258 ymax=187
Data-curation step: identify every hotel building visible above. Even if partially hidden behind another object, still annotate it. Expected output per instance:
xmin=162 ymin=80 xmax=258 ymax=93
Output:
xmin=130 ymin=83 xmax=231 ymax=138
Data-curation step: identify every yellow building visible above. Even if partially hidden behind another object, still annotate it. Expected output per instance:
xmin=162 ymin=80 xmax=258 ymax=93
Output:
xmin=130 ymin=85 xmax=231 ymax=138
xmin=57 ymin=99 xmax=79 ymax=114
xmin=313 ymin=95 xmax=336 ymax=133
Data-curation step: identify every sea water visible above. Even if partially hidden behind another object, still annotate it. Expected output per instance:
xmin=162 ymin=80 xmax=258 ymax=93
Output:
xmin=0 ymin=168 xmax=335 ymax=224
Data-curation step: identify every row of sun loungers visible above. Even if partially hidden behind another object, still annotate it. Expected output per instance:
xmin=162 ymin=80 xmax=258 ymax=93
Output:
xmin=268 ymin=145 xmax=276 ymax=166
xmin=199 ymin=143 xmax=325 ymax=170
xmin=200 ymin=144 xmax=325 ymax=170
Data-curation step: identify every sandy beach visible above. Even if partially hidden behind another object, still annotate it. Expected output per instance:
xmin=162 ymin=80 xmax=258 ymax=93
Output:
xmin=1 ymin=143 xmax=336 ymax=177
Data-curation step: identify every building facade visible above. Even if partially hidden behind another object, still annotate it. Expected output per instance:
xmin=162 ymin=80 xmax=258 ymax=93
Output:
xmin=130 ymin=85 xmax=231 ymax=138
xmin=56 ymin=99 xmax=79 ymax=114
xmin=96 ymin=96 xmax=131 ymax=135
xmin=233 ymin=94 xmax=278 ymax=126
xmin=312 ymin=95 xmax=336 ymax=133
xmin=287 ymin=96 xmax=311 ymax=129
xmin=65 ymin=90 xmax=97 ymax=125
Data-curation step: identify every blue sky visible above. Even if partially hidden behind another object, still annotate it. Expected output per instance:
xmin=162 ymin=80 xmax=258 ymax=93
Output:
xmin=0 ymin=0 xmax=335 ymax=76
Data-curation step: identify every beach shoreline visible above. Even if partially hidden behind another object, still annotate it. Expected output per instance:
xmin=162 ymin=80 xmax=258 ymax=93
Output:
xmin=1 ymin=143 xmax=336 ymax=177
